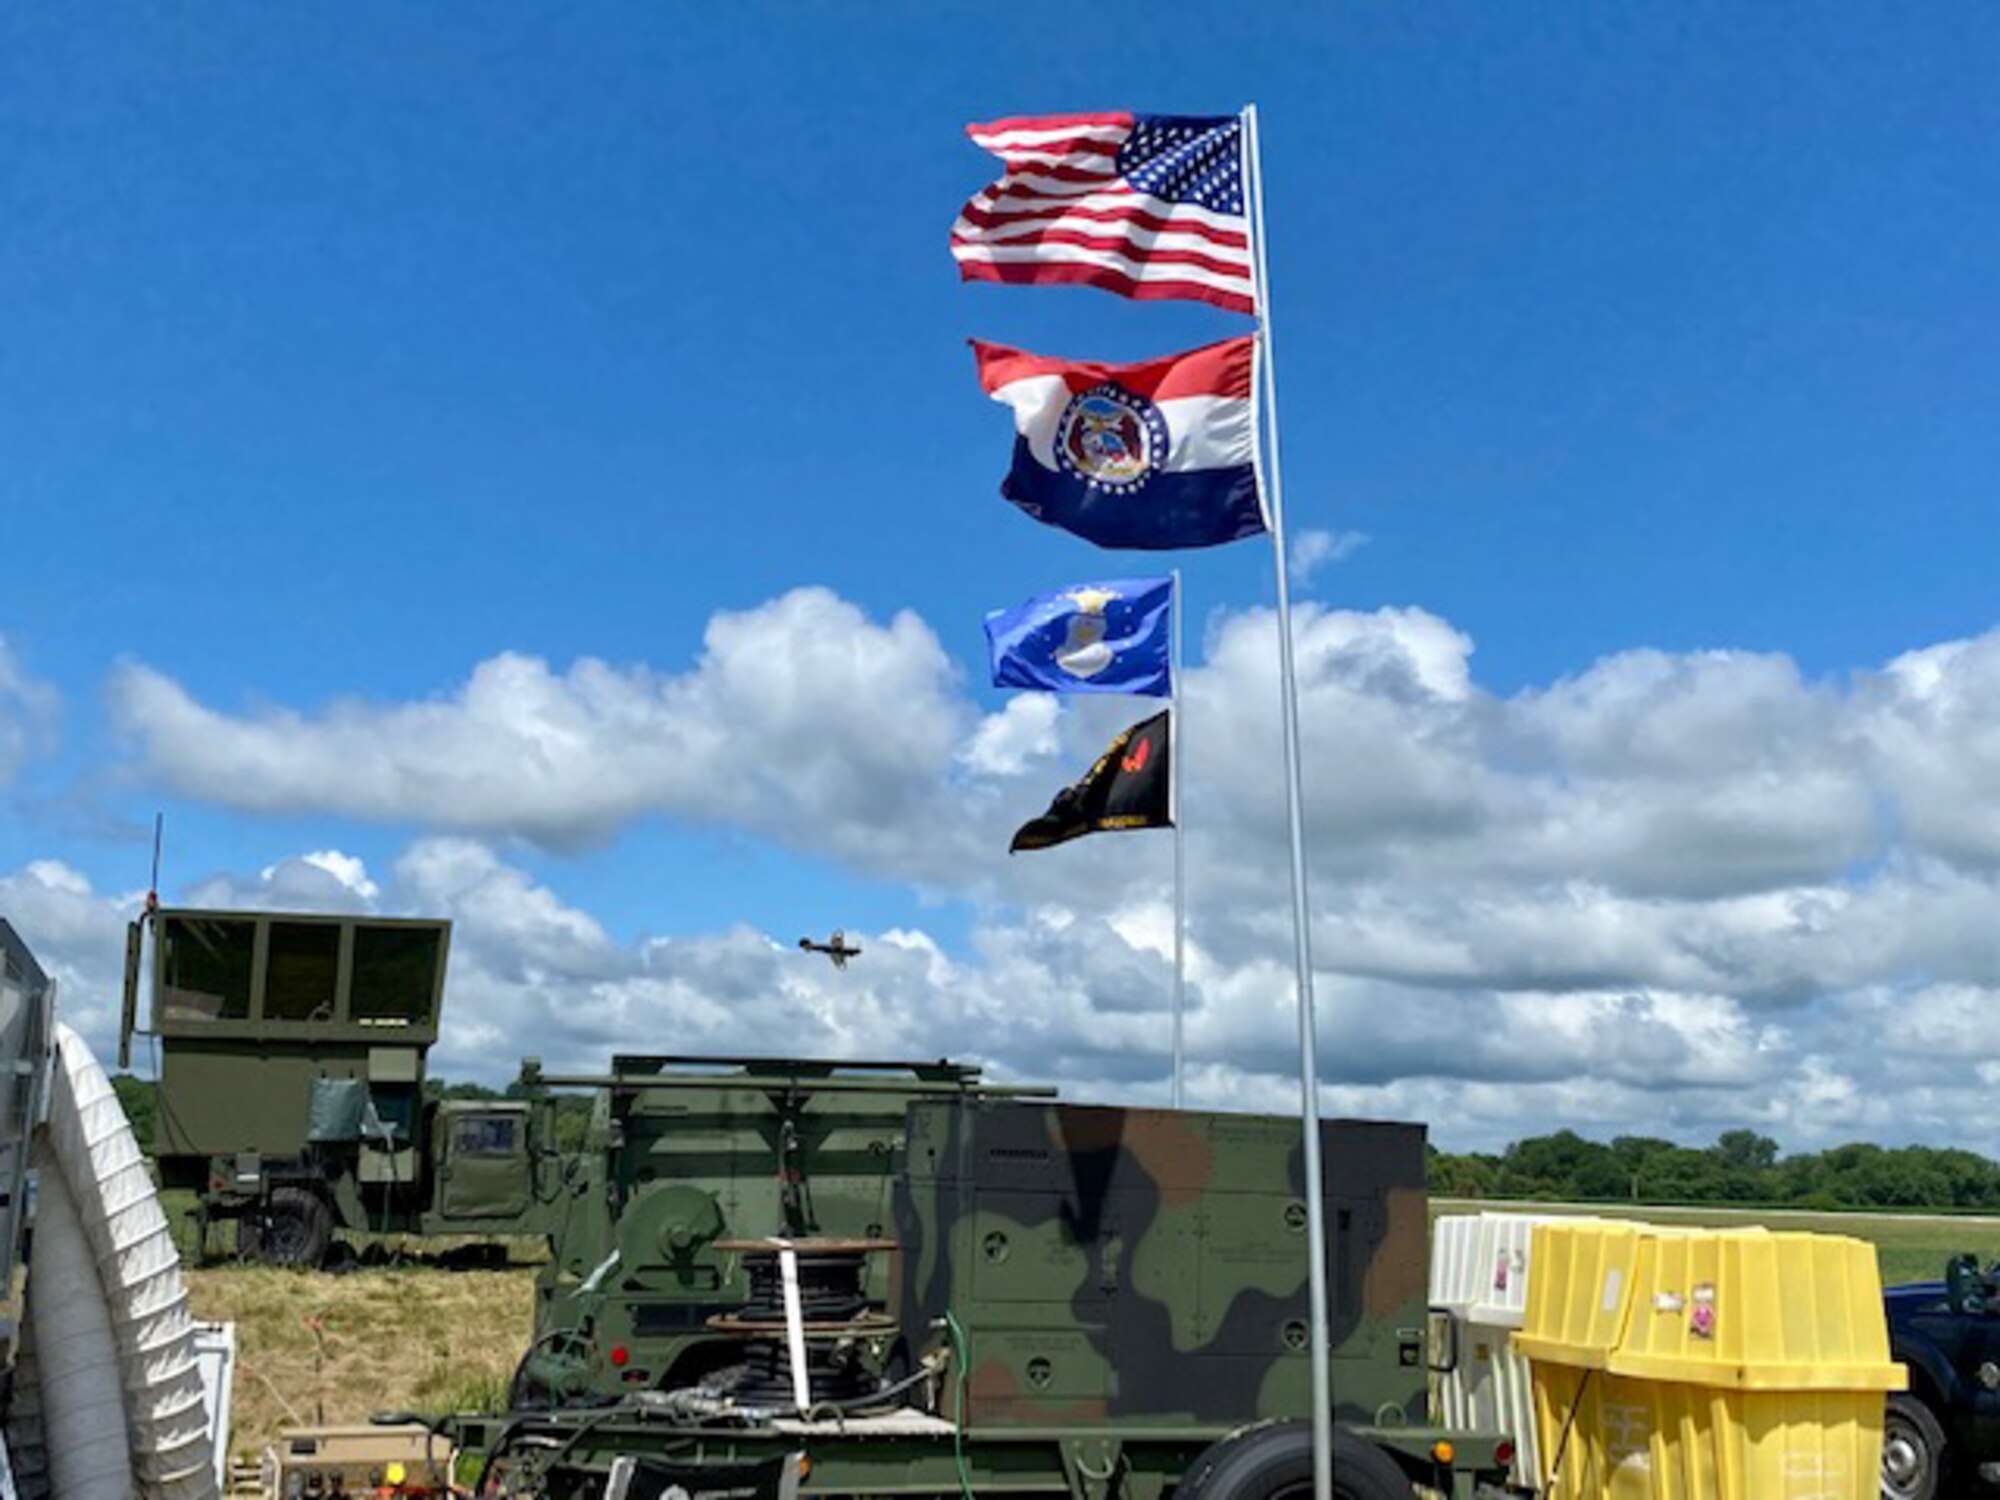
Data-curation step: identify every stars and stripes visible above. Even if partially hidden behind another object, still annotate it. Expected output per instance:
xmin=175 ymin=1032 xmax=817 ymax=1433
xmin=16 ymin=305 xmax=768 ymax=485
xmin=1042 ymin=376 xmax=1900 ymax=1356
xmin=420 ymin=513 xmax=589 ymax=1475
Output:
xmin=950 ymin=111 xmax=1256 ymax=316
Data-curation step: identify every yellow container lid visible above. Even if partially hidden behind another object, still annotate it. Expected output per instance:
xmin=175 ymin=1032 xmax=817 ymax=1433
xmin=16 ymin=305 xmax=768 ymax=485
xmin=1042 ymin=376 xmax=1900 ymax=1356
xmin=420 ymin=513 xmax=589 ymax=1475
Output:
xmin=1606 ymin=1229 xmax=1907 ymax=1392
xmin=1513 ymin=1220 xmax=1648 ymax=1371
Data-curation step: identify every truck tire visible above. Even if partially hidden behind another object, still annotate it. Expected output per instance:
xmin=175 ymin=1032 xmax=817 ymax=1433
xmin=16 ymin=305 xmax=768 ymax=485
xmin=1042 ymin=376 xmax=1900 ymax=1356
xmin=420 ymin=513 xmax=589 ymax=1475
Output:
xmin=1882 ymin=1392 xmax=1946 ymax=1500
xmin=240 ymin=1187 xmax=334 ymax=1268
xmin=1178 ymin=1423 xmax=1413 ymax=1500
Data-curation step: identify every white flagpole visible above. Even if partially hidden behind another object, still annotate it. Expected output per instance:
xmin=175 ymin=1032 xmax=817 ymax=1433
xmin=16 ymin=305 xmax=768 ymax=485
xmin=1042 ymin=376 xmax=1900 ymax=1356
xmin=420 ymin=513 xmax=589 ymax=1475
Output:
xmin=1170 ymin=567 xmax=1187 ymax=1110
xmin=1242 ymin=102 xmax=1334 ymax=1500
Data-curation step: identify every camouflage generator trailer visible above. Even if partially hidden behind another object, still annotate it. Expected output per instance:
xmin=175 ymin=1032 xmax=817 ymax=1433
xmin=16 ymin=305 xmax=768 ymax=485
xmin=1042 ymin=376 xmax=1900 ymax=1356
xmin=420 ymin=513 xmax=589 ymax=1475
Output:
xmin=121 ymin=905 xmax=562 ymax=1263
xmin=433 ymin=1092 xmax=1511 ymax=1500
xmin=520 ymin=1051 xmax=1058 ymax=1404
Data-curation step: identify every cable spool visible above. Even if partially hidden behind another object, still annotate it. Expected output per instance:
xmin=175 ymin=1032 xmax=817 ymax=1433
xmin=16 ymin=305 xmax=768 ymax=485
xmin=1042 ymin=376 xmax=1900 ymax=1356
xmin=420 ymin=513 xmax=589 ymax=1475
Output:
xmin=710 ymin=1238 xmax=896 ymax=1409
xmin=733 ymin=1337 xmax=876 ymax=1407
xmin=737 ymin=1250 xmax=868 ymax=1322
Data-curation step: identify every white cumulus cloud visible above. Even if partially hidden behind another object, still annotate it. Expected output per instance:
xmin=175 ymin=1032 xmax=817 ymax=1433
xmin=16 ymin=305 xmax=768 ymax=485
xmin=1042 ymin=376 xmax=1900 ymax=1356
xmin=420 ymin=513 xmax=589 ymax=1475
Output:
xmin=1287 ymin=527 xmax=1369 ymax=584
xmin=67 ymin=590 xmax=2000 ymax=1150
xmin=111 ymin=589 xmax=1015 ymax=881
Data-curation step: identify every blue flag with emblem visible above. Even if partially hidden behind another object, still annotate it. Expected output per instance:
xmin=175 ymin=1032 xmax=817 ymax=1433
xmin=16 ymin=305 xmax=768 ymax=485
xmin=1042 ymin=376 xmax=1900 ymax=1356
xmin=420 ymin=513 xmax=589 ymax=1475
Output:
xmin=984 ymin=577 xmax=1173 ymax=697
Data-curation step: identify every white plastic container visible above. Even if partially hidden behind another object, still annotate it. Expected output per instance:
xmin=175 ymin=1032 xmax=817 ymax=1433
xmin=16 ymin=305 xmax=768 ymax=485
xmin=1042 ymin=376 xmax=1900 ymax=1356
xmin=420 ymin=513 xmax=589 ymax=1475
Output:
xmin=1429 ymin=1214 xmax=1487 ymax=1314
xmin=1467 ymin=1212 xmax=1558 ymax=1329
xmin=1429 ymin=1215 xmax=1486 ymax=1440
xmin=1433 ymin=1212 xmax=1605 ymax=1487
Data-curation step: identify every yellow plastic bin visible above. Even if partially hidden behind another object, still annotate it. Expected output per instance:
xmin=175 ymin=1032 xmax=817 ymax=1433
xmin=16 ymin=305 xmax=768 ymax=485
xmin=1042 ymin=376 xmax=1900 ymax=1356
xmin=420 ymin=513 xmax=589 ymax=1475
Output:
xmin=1514 ymin=1224 xmax=1905 ymax=1500
xmin=1512 ymin=1220 xmax=1650 ymax=1498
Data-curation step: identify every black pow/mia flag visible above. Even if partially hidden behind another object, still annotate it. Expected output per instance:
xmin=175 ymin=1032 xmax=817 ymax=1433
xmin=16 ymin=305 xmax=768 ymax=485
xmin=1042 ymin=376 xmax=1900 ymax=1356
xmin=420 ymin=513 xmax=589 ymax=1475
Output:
xmin=1010 ymin=709 xmax=1173 ymax=853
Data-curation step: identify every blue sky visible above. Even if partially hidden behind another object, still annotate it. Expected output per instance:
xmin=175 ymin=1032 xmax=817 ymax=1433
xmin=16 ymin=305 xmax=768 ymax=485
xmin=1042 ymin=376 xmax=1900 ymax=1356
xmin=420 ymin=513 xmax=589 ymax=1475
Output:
xmin=4 ymin=4 xmax=1999 ymax=1150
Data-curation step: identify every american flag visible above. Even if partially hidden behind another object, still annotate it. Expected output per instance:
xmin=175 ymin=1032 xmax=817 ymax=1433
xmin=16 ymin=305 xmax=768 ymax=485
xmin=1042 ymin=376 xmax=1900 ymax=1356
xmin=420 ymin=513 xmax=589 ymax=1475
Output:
xmin=951 ymin=112 xmax=1256 ymax=316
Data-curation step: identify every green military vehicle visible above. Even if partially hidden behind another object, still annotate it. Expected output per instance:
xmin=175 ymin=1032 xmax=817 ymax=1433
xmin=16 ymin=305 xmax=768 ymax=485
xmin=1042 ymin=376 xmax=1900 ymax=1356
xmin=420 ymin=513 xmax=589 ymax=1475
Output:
xmin=121 ymin=905 xmax=560 ymax=1264
xmin=127 ymin=905 xmax=1512 ymax=1491
xmin=437 ymin=1088 xmax=1510 ymax=1499
xmin=519 ymin=1053 xmax=1055 ymax=1404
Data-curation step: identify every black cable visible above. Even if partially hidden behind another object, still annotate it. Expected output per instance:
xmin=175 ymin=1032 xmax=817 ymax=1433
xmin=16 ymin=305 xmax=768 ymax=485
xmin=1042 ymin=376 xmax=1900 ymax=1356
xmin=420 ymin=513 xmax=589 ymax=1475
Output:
xmin=508 ymin=1330 xmax=587 ymax=1413
xmin=801 ymin=1360 xmax=937 ymax=1420
xmin=474 ymin=1402 xmax=649 ymax=1495
xmin=733 ymin=1254 xmax=869 ymax=1322
xmin=732 ymin=1340 xmax=876 ymax=1406
xmin=1545 ymin=1367 xmax=1595 ymax=1493
xmin=470 ymin=1353 xmax=940 ymax=1492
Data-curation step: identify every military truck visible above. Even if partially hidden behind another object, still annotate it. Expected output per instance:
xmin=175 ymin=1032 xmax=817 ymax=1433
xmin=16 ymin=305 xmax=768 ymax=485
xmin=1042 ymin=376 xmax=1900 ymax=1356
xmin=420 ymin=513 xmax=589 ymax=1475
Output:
xmin=120 ymin=905 xmax=559 ymax=1264
xmin=440 ymin=1089 xmax=1512 ymax=1499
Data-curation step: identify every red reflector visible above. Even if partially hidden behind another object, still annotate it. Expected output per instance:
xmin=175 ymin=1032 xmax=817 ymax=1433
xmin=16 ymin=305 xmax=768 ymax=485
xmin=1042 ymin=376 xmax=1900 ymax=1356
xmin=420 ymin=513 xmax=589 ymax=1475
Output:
xmin=1494 ymin=1439 xmax=1516 ymax=1466
xmin=609 ymin=1346 xmax=629 ymax=1367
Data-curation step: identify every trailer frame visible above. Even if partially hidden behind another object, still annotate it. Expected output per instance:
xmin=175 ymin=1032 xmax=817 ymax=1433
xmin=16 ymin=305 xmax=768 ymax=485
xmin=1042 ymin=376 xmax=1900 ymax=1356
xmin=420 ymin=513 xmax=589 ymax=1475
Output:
xmin=443 ymin=1407 xmax=1513 ymax=1499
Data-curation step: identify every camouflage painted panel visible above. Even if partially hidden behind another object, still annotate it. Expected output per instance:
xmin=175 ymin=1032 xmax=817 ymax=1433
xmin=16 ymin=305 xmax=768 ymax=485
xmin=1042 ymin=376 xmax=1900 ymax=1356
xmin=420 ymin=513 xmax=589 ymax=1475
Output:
xmin=895 ymin=1101 xmax=1429 ymax=1429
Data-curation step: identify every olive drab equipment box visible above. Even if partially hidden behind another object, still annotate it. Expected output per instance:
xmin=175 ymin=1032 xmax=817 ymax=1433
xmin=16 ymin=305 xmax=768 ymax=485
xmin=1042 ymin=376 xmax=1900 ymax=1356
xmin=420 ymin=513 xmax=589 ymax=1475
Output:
xmin=125 ymin=908 xmax=447 ymax=1162
xmin=122 ymin=906 xmax=550 ymax=1260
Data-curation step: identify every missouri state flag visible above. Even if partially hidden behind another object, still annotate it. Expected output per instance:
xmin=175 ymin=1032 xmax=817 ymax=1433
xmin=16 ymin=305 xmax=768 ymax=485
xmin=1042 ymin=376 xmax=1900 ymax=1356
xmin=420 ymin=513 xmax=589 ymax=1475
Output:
xmin=985 ymin=577 xmax=1173 ymax=696
xmin=972 ymin=335 xmax=1266 ymax=551
xmin=1011 ymin=710 xmax=1172 ymax=853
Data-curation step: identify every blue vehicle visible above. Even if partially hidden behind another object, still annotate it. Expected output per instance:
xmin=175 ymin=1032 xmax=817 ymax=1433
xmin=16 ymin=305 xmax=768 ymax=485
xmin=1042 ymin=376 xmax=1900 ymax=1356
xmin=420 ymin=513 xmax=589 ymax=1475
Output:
xmin=1883 ymin=1254 xmax=2000 ymax=1500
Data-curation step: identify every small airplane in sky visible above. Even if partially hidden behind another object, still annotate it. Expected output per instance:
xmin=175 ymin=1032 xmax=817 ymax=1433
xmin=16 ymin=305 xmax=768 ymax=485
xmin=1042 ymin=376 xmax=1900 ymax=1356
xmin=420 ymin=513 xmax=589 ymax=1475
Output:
xmin=798 ymin=929 xmax=862 ymax=969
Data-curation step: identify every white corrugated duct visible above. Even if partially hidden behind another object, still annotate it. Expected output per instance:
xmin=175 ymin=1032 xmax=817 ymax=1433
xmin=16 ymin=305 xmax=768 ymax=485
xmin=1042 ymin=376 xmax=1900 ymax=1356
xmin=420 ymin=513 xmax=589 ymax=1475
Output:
xmin=23 ymin=1144 xmax=130 ymax=1500
xmin=46 ymin=1023 xmax=217 ymax=1500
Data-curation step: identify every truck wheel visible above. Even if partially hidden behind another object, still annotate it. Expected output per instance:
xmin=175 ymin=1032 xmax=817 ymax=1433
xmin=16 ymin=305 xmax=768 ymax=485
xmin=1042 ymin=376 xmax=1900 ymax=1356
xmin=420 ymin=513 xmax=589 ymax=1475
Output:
xmin=1882 ymin=1393 xmax=1946 ymax=1500
xmin=241 ymin=1187 xmax=334 ymax=1268
xmin=1178 ymin=1423 xmax=1413 ymax=1500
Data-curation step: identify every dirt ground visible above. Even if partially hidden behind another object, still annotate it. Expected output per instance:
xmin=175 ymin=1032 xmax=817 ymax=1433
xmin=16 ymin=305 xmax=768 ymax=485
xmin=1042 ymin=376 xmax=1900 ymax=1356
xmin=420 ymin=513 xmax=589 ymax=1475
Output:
xmin=185 ymin=1265 xmax=537 ymax=1467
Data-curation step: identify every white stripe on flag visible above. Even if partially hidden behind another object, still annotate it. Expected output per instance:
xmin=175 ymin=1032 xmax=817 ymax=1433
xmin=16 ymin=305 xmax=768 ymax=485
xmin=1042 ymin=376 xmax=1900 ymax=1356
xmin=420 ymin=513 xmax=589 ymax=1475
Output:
xmin=957 ymin=187 xmax=1251 ymax=238
xmin=958 ymin=218 xmax=1247 ymax=259
xmin=952 ymin=242 xmax=1254 ymax=300
xmin=1159 ymin=394 xmax=1253 ymax=472
xmin=986 ymin=148 xmax=1102 ymax=169
xmin=984 ymin=168 xmax=1125 ymax=197
xmin=969 ymin=123 xmax=1129 ymax=151
xmin=989 ymin=377 xmax=1255 ymax=475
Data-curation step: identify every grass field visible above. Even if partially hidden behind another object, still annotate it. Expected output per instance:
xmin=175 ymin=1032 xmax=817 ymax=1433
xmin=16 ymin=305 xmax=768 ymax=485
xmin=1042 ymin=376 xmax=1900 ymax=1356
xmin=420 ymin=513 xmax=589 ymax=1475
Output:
xmin=1433 ymin=1196 xmax=2000 ymax=1285
xmin=184 ymin=1265 xmax=537 ymax=1467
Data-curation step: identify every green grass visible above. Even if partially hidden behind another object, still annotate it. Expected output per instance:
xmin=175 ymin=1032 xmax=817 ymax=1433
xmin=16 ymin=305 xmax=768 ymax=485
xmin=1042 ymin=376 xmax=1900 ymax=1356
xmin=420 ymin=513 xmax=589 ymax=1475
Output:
xmin=1433 ymin=1196 xmax=1998 ymax=1286
xmin=185 ymin=1265 xmax=535 ymax=1465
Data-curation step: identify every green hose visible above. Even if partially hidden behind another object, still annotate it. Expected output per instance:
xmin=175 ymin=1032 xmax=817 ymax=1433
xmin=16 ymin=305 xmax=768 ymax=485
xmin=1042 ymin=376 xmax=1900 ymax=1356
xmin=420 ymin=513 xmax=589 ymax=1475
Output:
xmin=944 ymin=1311 xmax=974 ymax=1500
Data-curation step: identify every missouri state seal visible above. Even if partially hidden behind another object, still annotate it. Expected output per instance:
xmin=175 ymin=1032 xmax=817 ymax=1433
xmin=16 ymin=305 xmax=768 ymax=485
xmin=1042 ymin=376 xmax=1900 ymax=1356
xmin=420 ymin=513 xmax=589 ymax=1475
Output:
xmin=1055 ymin=383 xmax=1170 ymax=493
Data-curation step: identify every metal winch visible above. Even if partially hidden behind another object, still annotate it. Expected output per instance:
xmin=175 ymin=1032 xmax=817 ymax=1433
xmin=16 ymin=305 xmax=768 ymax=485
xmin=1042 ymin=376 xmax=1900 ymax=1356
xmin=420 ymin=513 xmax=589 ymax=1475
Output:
xmin=708 ymin=1238 xmax=898 ymax=1409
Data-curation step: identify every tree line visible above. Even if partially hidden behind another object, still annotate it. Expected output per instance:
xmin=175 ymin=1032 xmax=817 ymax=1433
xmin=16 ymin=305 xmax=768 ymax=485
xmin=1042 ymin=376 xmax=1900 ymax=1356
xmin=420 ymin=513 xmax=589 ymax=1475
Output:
xmin=104 ymin=1070 xmax=2000 ymax=1215
xmin=1432 ymin=1129 xmax=2000 ymax=1213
